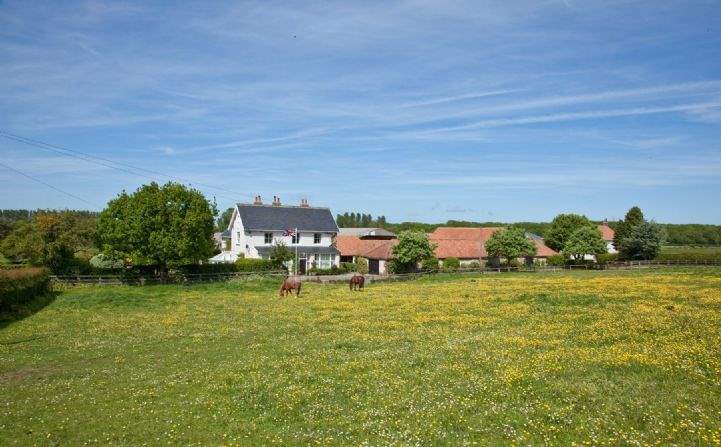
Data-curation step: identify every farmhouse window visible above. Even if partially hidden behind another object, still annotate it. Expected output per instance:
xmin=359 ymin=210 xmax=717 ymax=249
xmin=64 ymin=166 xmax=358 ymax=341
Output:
xmin=264 ymin=232 xmax=273 ymax=244
xmin=314 ymin=233 xmax=321 ymax=244
xmin=292 ymin=233 xmax=300 ymax=244
xmin=318 ymin=253 xmax=332 ymax=269
xmin=236 ymin=232 xmax=241 ymax=245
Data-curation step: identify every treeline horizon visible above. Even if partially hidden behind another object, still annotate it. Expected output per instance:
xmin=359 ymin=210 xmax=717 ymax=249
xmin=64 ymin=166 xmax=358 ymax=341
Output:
xmin=336 ymin=213 xmax=721 ymax=246
xmin=1 ymin=208 xmax=720 ymax=246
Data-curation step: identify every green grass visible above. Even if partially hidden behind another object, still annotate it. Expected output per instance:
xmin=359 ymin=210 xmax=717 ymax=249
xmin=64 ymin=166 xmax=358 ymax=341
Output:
xmin=660 ymin=245 xmax=721 ymax=255
xmin=2 ymin=269 xmax=721 ymax=445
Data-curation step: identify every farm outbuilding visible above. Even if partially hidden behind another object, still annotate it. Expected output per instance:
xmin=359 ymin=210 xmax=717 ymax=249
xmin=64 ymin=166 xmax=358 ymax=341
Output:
xmin=336 ymin=228 xmax=398 ymax=275
xmin=429 ymin=227 xmax=557 ymax=267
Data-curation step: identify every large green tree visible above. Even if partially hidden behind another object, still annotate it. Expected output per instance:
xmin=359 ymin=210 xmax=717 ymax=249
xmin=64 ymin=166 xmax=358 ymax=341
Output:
xmin=614 ymin=206 xmax=644 ymax=252
xmin=216 ymin=207 xmax=234 ymax=232
xmin=544 ymin=214 xmax=594 ymax=252
xmin=563 ymin=226 xmax=608 ymax=262
xmin=97 ymin=182 xmax=215 ymax=275
xmin=390 ymin=231 xmax=436 ymax=273
xmin=485 ymin=227 xmax=536 ymax=265
xmin=620 ymin=221 xmax=665 ymax=260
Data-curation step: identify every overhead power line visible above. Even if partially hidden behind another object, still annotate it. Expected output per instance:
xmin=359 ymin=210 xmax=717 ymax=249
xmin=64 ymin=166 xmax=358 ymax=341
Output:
xmin=0 ymin=161 xmax=100 ymax=208
xmin=0 ymin=130 xmax=254 ymax=202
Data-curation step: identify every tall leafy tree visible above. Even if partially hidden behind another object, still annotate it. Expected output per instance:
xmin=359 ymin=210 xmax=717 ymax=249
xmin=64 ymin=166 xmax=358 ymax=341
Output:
xmin=390 ymin=231 xmax=436 ymax=273
xmin=97 ymin=182 xmax=215 ymax=275
xmin=216 ymin=207 xmax=234 ymax=231
xmin=620 ymin=221 xmax=665 ymax=260
xmin=563 ymin=226 xmax=607 ymax=262
xmin=544 ymin=214 xmax=594 ymax=252
xmin=614 ymin=206 xmax=644 ymax=252
xmin=485 ymin=227 xmax=536 ymax=265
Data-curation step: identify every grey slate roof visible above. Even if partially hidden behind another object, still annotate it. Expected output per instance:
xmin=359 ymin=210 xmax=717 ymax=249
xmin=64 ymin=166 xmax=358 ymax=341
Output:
xmin=236 ymin=204 xmax=339 ymax=232
xmin=256 ymin=245 xmax=340 ymax=256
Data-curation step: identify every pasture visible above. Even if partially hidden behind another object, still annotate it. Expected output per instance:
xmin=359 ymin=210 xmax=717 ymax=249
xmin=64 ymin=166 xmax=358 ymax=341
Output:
xmin=2 ymin=269 xmax=721 ymax=445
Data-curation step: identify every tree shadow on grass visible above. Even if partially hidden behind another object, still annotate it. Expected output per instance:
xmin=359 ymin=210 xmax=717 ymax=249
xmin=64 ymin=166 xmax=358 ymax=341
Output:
xmin=0 ymin=292 xmax=60 ymax=331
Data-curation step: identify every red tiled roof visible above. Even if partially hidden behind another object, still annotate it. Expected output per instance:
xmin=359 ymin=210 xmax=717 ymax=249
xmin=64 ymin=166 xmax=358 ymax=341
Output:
xmin=429 ymin=227 xmax=557 ymax=259
xmin=336 ymin=235 xmax=397 ymax=260
xmin=532 ymin=238 xmax=557 ymax=257
xmin=598 ymin=224 xmax=614 ymax=241
xmin=432 ymin=238 xmax=486 ymax=259
xmin=362 ymin=239 xmax=398 ymax=260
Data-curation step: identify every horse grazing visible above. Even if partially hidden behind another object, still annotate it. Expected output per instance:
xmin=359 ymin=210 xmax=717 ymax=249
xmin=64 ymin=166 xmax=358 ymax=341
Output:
xmin=349 ymin=274 xmax=365 ymax=291
xmin=279 ymin=277 xmax=302 ymax=297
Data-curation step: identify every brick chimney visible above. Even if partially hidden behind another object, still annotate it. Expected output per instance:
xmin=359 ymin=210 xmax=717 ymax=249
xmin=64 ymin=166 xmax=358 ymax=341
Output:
xmin=272 ymin=196 xmax=281 ymax=207
xmin=300 ymin=198 xmax=309 ymax=208
xmin=253 ymin=195 xmax=263 ymax=205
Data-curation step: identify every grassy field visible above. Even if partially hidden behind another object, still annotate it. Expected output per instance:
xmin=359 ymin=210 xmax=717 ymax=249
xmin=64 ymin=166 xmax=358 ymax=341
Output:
xmin=660 ymin=245 xmax=721 ymax=255
xmin=2 ymin=269 xmax=721 ymax=446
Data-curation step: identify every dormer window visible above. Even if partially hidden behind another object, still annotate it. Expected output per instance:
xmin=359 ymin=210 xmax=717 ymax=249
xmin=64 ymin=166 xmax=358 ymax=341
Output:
xmin=264 ymin=232 xmax=273 ymax=244
xmin=314 ymin=233 xmax=321 ymax=244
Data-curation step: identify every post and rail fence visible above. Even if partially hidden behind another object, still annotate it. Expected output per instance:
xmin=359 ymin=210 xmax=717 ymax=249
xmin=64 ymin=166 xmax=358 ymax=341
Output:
xmin=46 ymin=259 xmax=721 ymax=286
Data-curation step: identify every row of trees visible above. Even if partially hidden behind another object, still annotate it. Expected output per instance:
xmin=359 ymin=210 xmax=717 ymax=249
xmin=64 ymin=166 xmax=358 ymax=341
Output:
xmin=336 ymin=212 xmax=387 ymax=228
xmin=336 ymin=211 xmax=720 ymax=247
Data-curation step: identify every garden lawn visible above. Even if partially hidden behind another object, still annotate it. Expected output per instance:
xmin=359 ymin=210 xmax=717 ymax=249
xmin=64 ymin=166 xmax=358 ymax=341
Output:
xmin=2 ymin=269 xmax=721 ymax=445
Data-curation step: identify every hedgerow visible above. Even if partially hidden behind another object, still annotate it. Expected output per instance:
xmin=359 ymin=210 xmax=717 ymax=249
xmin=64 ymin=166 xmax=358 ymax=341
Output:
xmin=0 ymin=267 xmax=50 ymax=310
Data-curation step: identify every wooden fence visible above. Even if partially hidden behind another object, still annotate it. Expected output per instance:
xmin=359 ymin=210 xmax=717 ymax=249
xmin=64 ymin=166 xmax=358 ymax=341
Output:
xmin=50 ymin=270 xmax=288 ymax=285
xmin=49 ymin=260 xmax=720 ymax=286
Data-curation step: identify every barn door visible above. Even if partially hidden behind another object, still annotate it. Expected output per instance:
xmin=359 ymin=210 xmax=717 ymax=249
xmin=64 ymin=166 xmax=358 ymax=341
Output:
xmin=369 ymin=259 xmax=380 ymax=275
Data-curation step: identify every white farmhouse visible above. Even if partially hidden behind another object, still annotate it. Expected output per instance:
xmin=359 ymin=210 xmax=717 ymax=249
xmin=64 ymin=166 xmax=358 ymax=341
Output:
xmin=211 ymin=196 xmax=340 ymax=273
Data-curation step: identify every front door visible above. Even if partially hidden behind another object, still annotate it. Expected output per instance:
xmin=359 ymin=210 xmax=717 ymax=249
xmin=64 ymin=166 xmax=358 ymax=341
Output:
xmin=368 ymin=259 xmax=380 ymax=275
xmin=299 ymin=258 xmax=307 ymax=275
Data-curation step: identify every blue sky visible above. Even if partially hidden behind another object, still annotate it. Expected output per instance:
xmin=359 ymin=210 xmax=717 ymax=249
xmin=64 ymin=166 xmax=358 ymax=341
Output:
xmin=1 ymin=0 xmax=720 ymax=224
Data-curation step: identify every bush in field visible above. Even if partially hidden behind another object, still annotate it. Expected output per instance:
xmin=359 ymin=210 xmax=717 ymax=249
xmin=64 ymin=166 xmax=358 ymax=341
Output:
xmin=596 ymin=252 xmax=619 ymax=265
xmin=353 ymin=257 xmax=369 ymax=274
xmin=234 ymin=258 xmax=283 ymax=272
xmin=309 ymin=264 xmax=352 ymax=275
xmin=340 ymin=262 xmax=355 ymax=272
xmin=421 ymin=255 xmax=440 ymax=272
xmin=0 ymin=267 xmax=50 ymax=311
xmin=443 ymin=257 xmax=460 ymax=271
xmin=467 ymin=260 xmax=481 ymax=269
xmin=97 ymin=182 xmax=215 ymax=277
xmin=547 ymin=254 xmax=566 ymax=266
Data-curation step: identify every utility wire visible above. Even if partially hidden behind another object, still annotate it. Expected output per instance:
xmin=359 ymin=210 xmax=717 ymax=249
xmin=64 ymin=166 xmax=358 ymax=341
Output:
xmin=0 ymin=130 xmax=254 ymax=202
xmin=0 ymin=161 xmax=100 ymax=208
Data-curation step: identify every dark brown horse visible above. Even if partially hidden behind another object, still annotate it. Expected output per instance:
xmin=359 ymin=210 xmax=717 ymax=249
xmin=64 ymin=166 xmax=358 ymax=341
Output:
xmin=349 ymin=274 xmax=365 ymax=291
xmin=279 ymin=276 xmax=302 ymax=297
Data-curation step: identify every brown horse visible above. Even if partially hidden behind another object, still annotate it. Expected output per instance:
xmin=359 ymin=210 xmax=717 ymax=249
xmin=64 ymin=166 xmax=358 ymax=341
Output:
xmin=349 ymin=274 xmax=365 ymax=291
xmin=279 ymin=276 xmax=302 ymax=297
